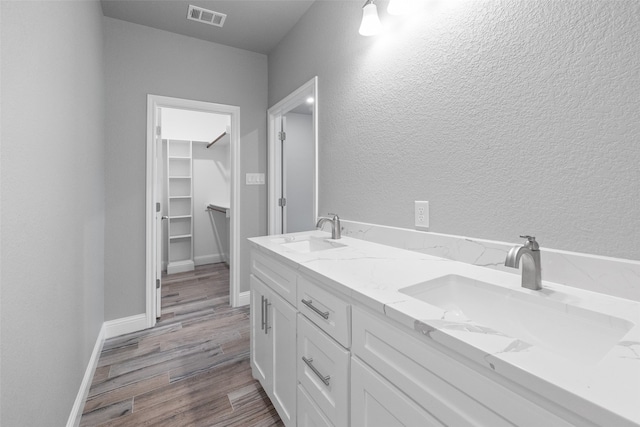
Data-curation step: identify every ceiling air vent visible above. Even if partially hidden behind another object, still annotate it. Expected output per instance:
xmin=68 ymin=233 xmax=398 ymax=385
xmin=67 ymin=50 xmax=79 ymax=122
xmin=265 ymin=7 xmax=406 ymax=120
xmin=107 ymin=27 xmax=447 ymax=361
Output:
xmin=187 ymin=5 xmax=226 ymax=27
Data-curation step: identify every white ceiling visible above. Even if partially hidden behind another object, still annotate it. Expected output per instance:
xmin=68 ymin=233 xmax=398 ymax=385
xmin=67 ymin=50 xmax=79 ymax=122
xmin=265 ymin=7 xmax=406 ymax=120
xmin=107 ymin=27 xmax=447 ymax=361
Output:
xmin=101 ymin=0 xmax=316 ymax=55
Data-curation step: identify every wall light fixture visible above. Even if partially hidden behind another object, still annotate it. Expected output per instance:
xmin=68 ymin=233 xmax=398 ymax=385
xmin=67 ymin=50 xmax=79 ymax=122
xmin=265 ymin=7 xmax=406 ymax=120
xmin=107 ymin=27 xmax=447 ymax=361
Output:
xmin=359 ymin=0 xmax=382 ymax=36
xmin=387 ymin=0 xmax=411 ymax=15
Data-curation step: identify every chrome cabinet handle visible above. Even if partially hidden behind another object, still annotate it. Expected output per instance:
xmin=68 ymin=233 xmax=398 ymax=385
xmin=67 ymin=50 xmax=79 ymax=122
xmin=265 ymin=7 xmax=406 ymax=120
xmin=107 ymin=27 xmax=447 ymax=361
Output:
xmin=261 ymin=295 xmax=266 ymax=330
xmin=264 ymin=299 xmax=271 ymax=334
xmin=301 ymin=299 xmax=329 ymax=319
xmin=302 ymin=356 xmax=330 ymax=386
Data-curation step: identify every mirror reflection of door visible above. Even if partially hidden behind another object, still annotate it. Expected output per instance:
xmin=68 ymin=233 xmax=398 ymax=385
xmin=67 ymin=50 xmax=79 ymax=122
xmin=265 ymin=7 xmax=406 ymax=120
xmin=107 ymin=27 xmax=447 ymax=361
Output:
xmin=268 ymin=77 xmax=318 ymax=236
xmin=279 ymin=101 xmax=315 ymax=233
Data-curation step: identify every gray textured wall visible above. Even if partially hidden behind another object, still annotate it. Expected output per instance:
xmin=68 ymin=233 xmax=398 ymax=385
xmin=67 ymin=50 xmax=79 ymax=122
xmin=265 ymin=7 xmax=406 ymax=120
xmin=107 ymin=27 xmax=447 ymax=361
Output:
xmin=0 ymin=1 xmax=105 ymax=425
xmin=268 ymin=0 xmax=640 ymax=260
xmin=104 ymin=17 xmax=267 ymax=320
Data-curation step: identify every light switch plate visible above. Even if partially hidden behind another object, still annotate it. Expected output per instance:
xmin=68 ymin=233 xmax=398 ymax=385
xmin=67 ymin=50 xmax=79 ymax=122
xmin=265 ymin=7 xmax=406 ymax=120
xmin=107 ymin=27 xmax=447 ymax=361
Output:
xmin=246 ymin=173 xmax=265 ymax=185
xmin=415 ymin=201 xmax=429 ymax=229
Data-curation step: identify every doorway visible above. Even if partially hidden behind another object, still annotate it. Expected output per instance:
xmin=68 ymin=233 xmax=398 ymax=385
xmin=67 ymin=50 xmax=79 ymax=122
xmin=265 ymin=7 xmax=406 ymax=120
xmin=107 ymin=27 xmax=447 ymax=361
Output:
xmin=268 ymin=77 xmax=318 ymax=235
xmin=146 ymin=95 xmax=241 ymax=328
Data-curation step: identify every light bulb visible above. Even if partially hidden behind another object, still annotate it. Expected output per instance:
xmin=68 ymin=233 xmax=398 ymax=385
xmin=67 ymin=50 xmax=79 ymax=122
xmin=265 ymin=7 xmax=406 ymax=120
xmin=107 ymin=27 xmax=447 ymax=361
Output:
xmin=359 ymin=2 xmax=382 ymax=36
xmin=387 ymin=0 xmax=411 ymax=15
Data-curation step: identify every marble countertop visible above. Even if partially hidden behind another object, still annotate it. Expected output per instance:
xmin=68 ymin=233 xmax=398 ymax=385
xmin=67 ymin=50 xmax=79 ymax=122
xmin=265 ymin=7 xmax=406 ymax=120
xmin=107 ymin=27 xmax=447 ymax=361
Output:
xmin=249 ymin=230 xmax=640 ymax=425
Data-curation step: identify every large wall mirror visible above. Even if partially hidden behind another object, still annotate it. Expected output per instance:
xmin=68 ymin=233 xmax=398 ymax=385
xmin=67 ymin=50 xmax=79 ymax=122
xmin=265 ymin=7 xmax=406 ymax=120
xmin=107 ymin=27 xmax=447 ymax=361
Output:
xmin=267 ymin=77 xmax=318 ymax=235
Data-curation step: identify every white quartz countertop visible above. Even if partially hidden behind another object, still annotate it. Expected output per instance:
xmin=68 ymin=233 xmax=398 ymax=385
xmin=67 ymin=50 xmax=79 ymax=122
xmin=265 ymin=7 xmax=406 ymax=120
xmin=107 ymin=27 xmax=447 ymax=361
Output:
xmin=249 ymin=230 xmax=640 ymax=425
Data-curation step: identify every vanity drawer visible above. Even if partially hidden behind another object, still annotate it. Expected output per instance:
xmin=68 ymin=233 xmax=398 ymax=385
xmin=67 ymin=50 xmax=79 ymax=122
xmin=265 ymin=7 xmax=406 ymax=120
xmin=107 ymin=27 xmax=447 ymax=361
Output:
xmin=297 ymin=384 xmax=334 ymax=427
xmin=251 ymin=250 xmax=297 ymax=306
xmin=351 ymin=357 xmax=443 ymax=427
xmin=352 ymin=307 xmax=574 ymax=427
xmin=297 ymin=314 xmax=349 ymax=427
xmin=297 ymin=274 xmax=351 ymax=348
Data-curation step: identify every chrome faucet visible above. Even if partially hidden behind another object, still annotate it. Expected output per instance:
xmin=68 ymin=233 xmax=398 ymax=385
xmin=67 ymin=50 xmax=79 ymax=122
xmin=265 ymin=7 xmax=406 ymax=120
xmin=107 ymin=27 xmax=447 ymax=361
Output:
xmin=505 ymin=235 xmax=542 ymax=290
xmin=316 ymin=213 xmax=341 ymax=239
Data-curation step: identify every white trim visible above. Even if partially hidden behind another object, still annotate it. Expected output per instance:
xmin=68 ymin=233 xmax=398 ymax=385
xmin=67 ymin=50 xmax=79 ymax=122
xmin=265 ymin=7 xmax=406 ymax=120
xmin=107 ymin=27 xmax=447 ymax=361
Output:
xmin=104 ymin=314 xmax=148 ymax=339
xmin=237 ymin=290 xmax=250 ymax=307
xmin=147 ymin=94 xmax=242 ymax=323
xmin=66 ymin=324 xmax=106 ymax=427
xmin=167 ymin=260 xmax=195 ymax=275
xmin=194 ymin=254 xmax=225 ymax=266
xmin=146 ymin=97 xmax=156 ymax=327
xmin=267 ymin=77 xmax=318 ymax=235
xmin=228 ymin=102 xmax=242 ymax=308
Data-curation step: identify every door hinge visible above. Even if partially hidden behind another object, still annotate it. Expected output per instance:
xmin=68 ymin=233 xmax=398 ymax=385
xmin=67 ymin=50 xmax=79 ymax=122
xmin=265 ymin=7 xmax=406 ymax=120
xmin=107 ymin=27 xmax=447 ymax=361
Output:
xmin=156 ymin=202 xmax=161 ymax=213
xmin=278 ymin=131 xmax=286 ymax=141
xmin=156 ymin=278 xmax=160 ymax=289
xmin=156 ymin=126 xmax=161 ymax=136
xmin=278 ymin=198 xmax=287 ymax=207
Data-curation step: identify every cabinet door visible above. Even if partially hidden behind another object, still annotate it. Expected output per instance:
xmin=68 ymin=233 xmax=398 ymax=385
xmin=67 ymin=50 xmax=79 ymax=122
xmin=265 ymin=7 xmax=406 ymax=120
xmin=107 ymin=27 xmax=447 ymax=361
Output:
xmin=351 ymin=357 xmax=444 ymax=427
xmin=250 ymin=275 xmax=271 ymax=388
xmin=269 ymin=289 xmax=298 ymax=426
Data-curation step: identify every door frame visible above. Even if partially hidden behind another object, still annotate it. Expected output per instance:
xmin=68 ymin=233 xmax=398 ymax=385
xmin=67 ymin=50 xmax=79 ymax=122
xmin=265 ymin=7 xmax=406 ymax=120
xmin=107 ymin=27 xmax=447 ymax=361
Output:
xmin=146 ymin=94 xmax=241 ymax=327
xmin=267 ymin=76 xmax=318 ymax=235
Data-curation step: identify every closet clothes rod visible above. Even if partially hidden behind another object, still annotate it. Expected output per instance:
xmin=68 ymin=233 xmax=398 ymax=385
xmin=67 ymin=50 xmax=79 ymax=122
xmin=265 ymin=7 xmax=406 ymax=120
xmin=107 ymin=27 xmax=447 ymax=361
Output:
xmin=206 ymin=131 xmax=227 ymax=148
xmin=206 ymin=204 xmax=227 ymax=214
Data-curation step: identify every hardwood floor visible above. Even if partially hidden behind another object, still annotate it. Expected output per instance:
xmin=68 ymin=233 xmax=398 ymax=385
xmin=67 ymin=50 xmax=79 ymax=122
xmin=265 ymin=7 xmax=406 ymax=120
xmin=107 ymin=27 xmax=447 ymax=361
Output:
xmin=80 ymin=263 xmax=283 ymax=427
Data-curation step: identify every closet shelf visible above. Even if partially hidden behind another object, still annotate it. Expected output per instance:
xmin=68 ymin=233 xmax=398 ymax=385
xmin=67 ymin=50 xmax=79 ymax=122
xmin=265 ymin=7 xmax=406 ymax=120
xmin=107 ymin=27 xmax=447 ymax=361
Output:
xmin=167 ymin=139 xmax=194 ymax=275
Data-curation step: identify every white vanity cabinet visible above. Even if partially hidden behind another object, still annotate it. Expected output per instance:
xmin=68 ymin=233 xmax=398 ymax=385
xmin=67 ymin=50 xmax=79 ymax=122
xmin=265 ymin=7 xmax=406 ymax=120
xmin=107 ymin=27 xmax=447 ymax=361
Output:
xmin=249 ymin=243 xmax=610 ymax=427
xmin=250 ymin=253 xmax=298 ymax=426
xmin=250 ymin=248 xmax=352 ymax=427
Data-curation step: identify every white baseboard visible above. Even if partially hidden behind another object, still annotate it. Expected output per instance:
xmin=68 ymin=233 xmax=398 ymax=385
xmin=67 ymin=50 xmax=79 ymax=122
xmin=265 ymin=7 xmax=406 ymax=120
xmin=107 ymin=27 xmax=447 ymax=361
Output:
xmin=167 ymin=260 xmax=195 ymax=275
xmin=66 ymin=324 xmax=105 ymax=427
xmin=194 ymin=254 xmax=225 ymax=266
xmin=104 ymin=313 xmax=147 ymax=339
xmin=236 ymin=290 xmax=250 ymax=307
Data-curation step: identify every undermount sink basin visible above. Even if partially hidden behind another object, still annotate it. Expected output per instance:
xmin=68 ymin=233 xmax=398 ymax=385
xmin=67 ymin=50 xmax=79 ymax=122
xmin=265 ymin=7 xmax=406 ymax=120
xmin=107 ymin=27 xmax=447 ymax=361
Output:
xmin=272 ymin=235 xmax=346 ymax=253
xmin=399 ymin=274 xmax=633 ymax=364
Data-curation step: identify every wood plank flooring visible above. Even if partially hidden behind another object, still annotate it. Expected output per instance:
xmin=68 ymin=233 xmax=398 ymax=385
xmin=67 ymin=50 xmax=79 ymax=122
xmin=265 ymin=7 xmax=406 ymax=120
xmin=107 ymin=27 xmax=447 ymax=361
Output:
xmin=80 ymin=263 xmax=283 ymax=427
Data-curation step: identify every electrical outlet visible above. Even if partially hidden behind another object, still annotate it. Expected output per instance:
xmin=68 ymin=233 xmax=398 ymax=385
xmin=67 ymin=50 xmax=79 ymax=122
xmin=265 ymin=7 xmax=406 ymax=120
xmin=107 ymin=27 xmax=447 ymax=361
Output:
xmin=414 ymin=201 xmax=429 ymax=229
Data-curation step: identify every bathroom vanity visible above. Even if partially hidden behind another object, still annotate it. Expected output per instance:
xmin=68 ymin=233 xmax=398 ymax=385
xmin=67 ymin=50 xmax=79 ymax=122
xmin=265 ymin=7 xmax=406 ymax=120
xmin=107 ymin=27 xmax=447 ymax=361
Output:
xmin=248 ymin=231 xmax=640 ymax=427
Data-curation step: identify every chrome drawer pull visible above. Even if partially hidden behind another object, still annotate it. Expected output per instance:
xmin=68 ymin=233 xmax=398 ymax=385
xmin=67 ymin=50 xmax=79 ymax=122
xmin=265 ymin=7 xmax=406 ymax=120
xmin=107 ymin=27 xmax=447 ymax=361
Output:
xmin=301 ymin=299 xmax=329 ymax=319
xmin=264 ymin=299 xmax=271 ymax=334
xmin=261 ymin=295 xmax=266 ymax=330
xmin=302 ymin=356 xmax=330 ymax=386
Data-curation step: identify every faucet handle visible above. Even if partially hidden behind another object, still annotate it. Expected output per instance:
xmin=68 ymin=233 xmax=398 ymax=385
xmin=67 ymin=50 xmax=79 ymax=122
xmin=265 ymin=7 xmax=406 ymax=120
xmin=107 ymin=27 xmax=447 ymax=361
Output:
xmin=328 ymin=213 xmax=339 ymax=219
xmin=519 ymin=235 xmax=539 ymax=250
